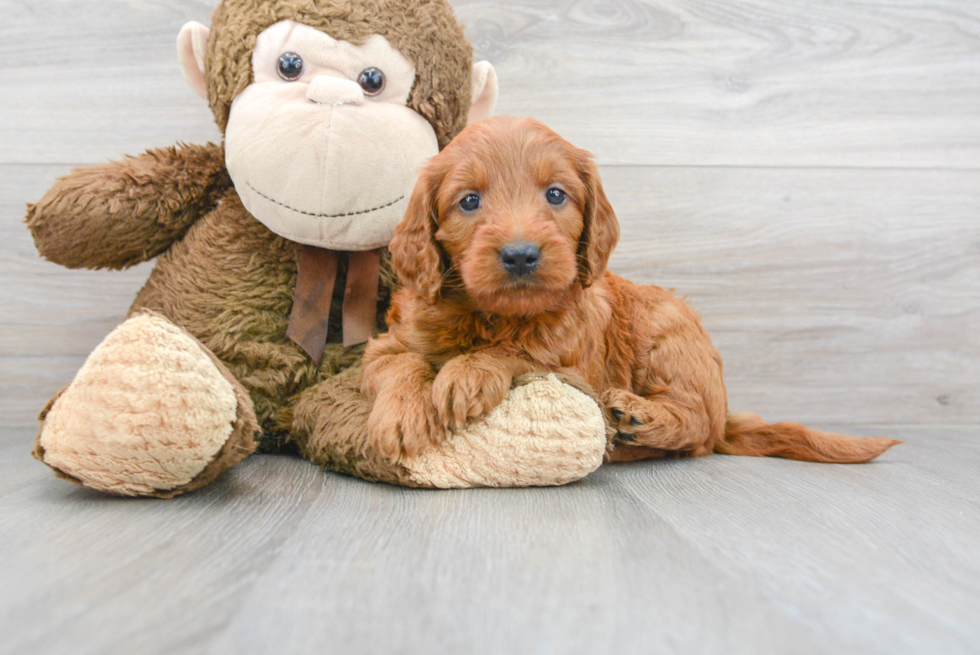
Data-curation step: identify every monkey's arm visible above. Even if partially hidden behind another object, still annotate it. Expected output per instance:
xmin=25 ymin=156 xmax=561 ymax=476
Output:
xmin=26 ymin=142 xmax=230 ymax=270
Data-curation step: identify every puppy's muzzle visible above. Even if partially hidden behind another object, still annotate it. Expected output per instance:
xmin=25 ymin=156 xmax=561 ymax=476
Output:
xmin=499 ymin=241 xmax=541 ymax=278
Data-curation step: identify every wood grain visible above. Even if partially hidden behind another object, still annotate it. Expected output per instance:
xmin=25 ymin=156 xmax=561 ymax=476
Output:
xmin=0 ymin=0 xmax=223 ymax=165
xmin=1 ymin=2 xmax=978 ymax=653
xmin=3 ymin=1 xmax=980 ymax=168
xmin=457 ymin=0 xmax=980 ymax=168
xmin=1 ymin=425 xmax=977 ymax=655
xmin=4 ymin=164 xmax=976 ymax=426
xmin=603 ymin=165 xmax=980 ymax=424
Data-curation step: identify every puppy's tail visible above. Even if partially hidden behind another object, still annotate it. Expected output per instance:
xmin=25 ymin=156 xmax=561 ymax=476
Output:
xmin=716 ymin=412 xmax=902 ymax=463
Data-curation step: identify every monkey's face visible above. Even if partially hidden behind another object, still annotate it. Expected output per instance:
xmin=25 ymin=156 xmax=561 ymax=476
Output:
xmin=224 ymin=21 xmax=440 ymax=251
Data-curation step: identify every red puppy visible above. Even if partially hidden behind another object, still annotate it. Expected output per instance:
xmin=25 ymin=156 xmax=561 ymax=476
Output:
xmin=362 ymin=116 xmax=901 ymax=464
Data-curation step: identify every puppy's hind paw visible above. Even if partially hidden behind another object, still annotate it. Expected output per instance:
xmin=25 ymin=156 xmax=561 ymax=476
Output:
xmin=604 ymin=389 xmax=648 ymax=446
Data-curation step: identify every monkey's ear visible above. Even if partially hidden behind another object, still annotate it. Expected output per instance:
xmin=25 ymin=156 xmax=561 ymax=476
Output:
xmin=177 ymin=22 xmax=211 ymax=100
xmin=390 ymin=166 xmax=445 ymax=304
xmin=467 ymin=61 xmax=498 ymax=126
xmin=576 ymin=153 xmax=620 ymax=288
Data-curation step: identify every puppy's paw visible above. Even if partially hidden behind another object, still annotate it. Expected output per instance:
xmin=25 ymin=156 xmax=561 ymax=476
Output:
xmin=432 ymin=355 xmax=512 ymax=431
xmin=367 ymin=385 xmax=442 ymax=460
xmin=602 ymin=388 xmax=699 ymax=453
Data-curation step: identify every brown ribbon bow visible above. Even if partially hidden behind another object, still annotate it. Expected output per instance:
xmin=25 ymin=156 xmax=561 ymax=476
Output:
xmin=287 ymin=245 xmax=382 ymax=365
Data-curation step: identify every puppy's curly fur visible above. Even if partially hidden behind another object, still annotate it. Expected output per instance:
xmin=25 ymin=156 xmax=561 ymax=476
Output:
xmin=363 ymin=116 xmax=901 ymax=464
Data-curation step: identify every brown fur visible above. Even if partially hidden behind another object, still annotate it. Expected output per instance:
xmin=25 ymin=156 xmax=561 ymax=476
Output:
xmin=26 ymin=0 xmax=476 ymax=489
xmin=205 ymin=0 xmax=473 ymax=146
xmin=363 ymin=116 xmax=903 ymax=464
xmin=26 ymin=143 xmax=231 ymax=270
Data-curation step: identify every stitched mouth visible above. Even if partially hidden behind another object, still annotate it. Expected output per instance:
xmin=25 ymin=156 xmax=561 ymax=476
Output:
xmin=247 ymin=182 xmax=405 ymax=219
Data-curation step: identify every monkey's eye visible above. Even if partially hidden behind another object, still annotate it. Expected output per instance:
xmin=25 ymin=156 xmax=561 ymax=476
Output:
xmin=546 ymin=188 xmax=567 ymax=206
xmin=358 ymin=68 xmax=386 ymax=96
xmin=277 ymin=52 xmax=305 ymax=81
xmin=459 ymin=194 xmax=481 ymax=213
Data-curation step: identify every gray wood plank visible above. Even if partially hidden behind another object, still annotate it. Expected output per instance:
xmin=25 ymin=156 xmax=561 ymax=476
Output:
xmin=3 ymin=2 xmax=978 ymax=655
xmin=3 ymin=0 xmax=979 ymax=168
xmin=5 ymin=164 xmax=977 ymax=426
xmin=0 ymin=164 xmax=153 ymax=427
xmin=604 ymin=165 xmax=980 ymax=425
xmin=467 ymin=0 xmax=980 ymax=168
xmin=212 ymin=463 xmax=843 ymax=655
xmin=0 ymin=428 xmax=334 ymax=655
xmin=0 ymin=427 xmax=48 ymax=498
xmin=0 ymin=0 xmax=223 ymax=165
xmin=607 ymin=425 xmax=980 ymax=655
xmin=1 ymin=425 xmax=976 ymax=655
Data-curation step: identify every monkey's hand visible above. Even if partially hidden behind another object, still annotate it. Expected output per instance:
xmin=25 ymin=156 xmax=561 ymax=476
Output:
xmin=26 ymin=142 xmax=230 ymax=270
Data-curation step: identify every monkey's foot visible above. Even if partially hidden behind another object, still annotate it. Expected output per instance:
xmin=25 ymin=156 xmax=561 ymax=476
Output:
xmin=33 ymin=312 xmax=258 ymax=497
xmin=403 ymin=373 xmax=608 ymax=488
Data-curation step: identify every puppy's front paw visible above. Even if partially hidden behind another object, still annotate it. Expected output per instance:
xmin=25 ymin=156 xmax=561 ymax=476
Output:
xmin=367 ymin=385 xmax=442 ymax=460
xmin=432 ymin=356 xmax=512 ymax=431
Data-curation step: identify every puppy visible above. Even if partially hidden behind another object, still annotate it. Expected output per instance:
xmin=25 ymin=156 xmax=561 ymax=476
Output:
xmin=362 ymin=115 xmax=901 ymax=464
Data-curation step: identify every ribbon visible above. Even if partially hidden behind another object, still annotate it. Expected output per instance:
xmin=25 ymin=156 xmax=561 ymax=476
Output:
xmin=287 ymin=245 xmax=381 ymax=364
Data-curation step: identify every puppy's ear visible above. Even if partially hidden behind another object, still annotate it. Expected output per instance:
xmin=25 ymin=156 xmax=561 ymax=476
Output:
xmin=391 ymin=163 xmax=444 ymax=303
xmin=576 ymin=152 xmax=620 ymax=288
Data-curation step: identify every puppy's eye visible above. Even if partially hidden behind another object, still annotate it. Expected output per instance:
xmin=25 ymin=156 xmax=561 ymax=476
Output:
xmin=277 ymin=52 xmax=305 ymax=81
xmin=358 ymin=68 xmax=386 ymax=96
xmin=546 ymin=188 xmax=567 ymax=206
xmin=459 ymin=194 xmax=481 ymax=212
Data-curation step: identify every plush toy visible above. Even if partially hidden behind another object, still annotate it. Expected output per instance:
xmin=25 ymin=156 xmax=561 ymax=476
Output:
xmin=26 ymin=0 xmax=608 ymax=497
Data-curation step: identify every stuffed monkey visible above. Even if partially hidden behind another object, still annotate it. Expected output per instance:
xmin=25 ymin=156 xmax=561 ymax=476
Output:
xmin=25 ymin=0 xmax=608 ymax=497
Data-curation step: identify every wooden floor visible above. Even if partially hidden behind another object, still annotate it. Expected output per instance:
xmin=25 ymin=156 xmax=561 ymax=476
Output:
xmin=1 ymin=0 xmax=978 ymax=653
xmin=2 ymin=425 xmax=978 ymax=655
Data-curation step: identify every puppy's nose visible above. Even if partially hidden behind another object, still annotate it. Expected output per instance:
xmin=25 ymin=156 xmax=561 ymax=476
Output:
xmin=499 ymin=242 xmax=541 ymax=278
